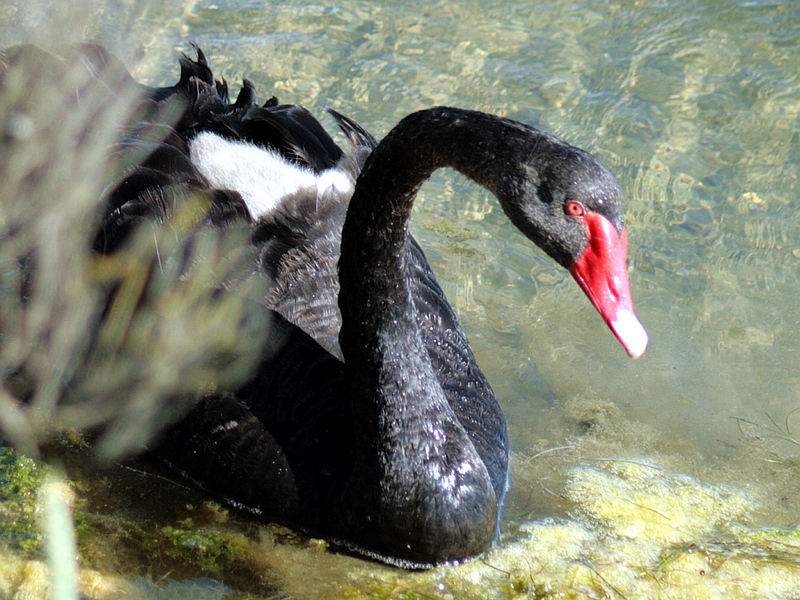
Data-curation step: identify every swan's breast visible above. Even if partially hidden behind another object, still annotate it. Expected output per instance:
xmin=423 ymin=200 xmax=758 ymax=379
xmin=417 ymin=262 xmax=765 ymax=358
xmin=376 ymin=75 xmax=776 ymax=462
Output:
xmin=189 ymin=131 xmax=353 ymax=218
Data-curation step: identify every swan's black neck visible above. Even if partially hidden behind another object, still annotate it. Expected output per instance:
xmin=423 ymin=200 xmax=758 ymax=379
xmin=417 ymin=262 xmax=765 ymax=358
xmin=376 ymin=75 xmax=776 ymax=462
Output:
xmin=335 ymin=107 xmax=534 ymax=564
xmin=341 ymin=108 xmax=534 ymax=275
xmin=338 ymin=107 xmax=550 ymax=365
xmin=339 ymin=107 xmax=538 ymax=316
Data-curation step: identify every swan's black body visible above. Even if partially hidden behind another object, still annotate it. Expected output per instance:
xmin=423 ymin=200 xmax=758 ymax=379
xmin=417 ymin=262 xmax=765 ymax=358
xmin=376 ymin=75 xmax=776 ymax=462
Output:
xmin=3 ymin=44 xmax=647 ymax=567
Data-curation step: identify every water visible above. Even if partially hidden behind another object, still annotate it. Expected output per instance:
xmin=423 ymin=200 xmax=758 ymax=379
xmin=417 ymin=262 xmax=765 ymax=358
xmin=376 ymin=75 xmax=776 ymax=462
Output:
xmin=2 ymin=0 xmax=800 ymax=597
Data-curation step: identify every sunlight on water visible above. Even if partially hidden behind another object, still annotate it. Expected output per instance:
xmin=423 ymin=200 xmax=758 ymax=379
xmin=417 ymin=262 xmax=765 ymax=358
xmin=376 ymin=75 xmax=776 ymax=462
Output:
xmin=1 ymin=0 xmax=800 ymax=598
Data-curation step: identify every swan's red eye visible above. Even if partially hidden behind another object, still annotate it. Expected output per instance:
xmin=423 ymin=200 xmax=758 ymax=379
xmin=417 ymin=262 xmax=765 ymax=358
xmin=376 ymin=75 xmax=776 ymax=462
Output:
xmin=566 ymin=201 xmax=585 ymax=217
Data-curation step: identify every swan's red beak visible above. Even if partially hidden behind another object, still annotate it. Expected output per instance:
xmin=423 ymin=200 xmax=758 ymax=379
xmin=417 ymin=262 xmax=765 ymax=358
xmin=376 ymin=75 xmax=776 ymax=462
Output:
xmin=568 ymin=212 xmax=648 ymax=359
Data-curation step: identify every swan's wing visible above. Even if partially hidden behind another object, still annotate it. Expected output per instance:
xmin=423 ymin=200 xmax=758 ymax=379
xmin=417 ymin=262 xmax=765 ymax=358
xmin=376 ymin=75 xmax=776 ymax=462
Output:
xmin=155 ymin=310 xmax=353 ymax=526
xmin=154 ymin=392 xmax=301 ymax=517
xmin=406 ymin=238 xmax=510 ymax=502
xmin=253 ymin=185 xmax=348 ymax=360
xmin=85 ymin=45 xmax=350 ymax=357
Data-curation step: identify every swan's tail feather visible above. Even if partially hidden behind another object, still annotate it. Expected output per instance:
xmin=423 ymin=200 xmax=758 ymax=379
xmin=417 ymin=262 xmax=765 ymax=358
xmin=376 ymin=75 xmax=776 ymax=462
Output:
xmin=327 ymin=108 xmax=378 ymax=170
xmin=152 ymin=49 xmax=345 ymax=176
xmin=144 ymin=43 xmax=226 ymax=103
xmin=233 ymin=78 xmax=258 ymax=109
xmin=326 ymin=108 xmax=378 ymax=181
xmin=228 ymin=104 xmax=344 ymax=172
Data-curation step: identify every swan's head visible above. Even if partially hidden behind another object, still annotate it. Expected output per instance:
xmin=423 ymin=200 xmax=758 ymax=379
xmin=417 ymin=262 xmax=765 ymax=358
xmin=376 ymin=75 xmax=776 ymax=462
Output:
xmin=496 ymin=134 xmax=648 ymax=359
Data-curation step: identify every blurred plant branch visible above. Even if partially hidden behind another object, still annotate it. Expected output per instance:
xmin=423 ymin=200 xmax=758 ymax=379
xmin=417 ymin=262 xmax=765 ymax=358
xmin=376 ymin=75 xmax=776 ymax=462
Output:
xmin=0 ymin=42 xmax=268 ymax=462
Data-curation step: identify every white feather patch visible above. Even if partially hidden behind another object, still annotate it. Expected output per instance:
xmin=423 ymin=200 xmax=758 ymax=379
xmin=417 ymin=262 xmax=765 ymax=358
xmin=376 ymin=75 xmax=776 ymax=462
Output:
xmin=189 ymin=131 xmax=353 ymax=218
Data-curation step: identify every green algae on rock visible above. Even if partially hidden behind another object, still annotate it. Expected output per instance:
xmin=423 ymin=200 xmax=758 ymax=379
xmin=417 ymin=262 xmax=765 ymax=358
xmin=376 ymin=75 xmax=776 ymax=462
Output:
xmin=423 ymin=459 xmax=800 ymax=600
xmin=567 ymin=459 xmax=753 ymax=547
xmin=0 ymin=445 xmax=48 ymax=555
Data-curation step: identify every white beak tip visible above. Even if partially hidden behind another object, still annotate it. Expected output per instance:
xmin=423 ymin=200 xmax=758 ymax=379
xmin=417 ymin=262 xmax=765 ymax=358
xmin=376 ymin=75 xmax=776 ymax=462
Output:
xmin=611 ymin=311 xmax=648 ymax=359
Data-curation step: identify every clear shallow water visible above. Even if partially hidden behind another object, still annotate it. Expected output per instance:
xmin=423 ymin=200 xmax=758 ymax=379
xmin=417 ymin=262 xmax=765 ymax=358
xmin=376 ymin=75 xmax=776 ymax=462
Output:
xmin=2 ymin=0 xmax=800 ymax=597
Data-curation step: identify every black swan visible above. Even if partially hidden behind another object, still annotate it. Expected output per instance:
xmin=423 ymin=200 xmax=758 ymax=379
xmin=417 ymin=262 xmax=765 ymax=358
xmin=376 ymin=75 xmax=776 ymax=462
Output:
xmin=4 ymin=44 xmax=647 ymax=567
